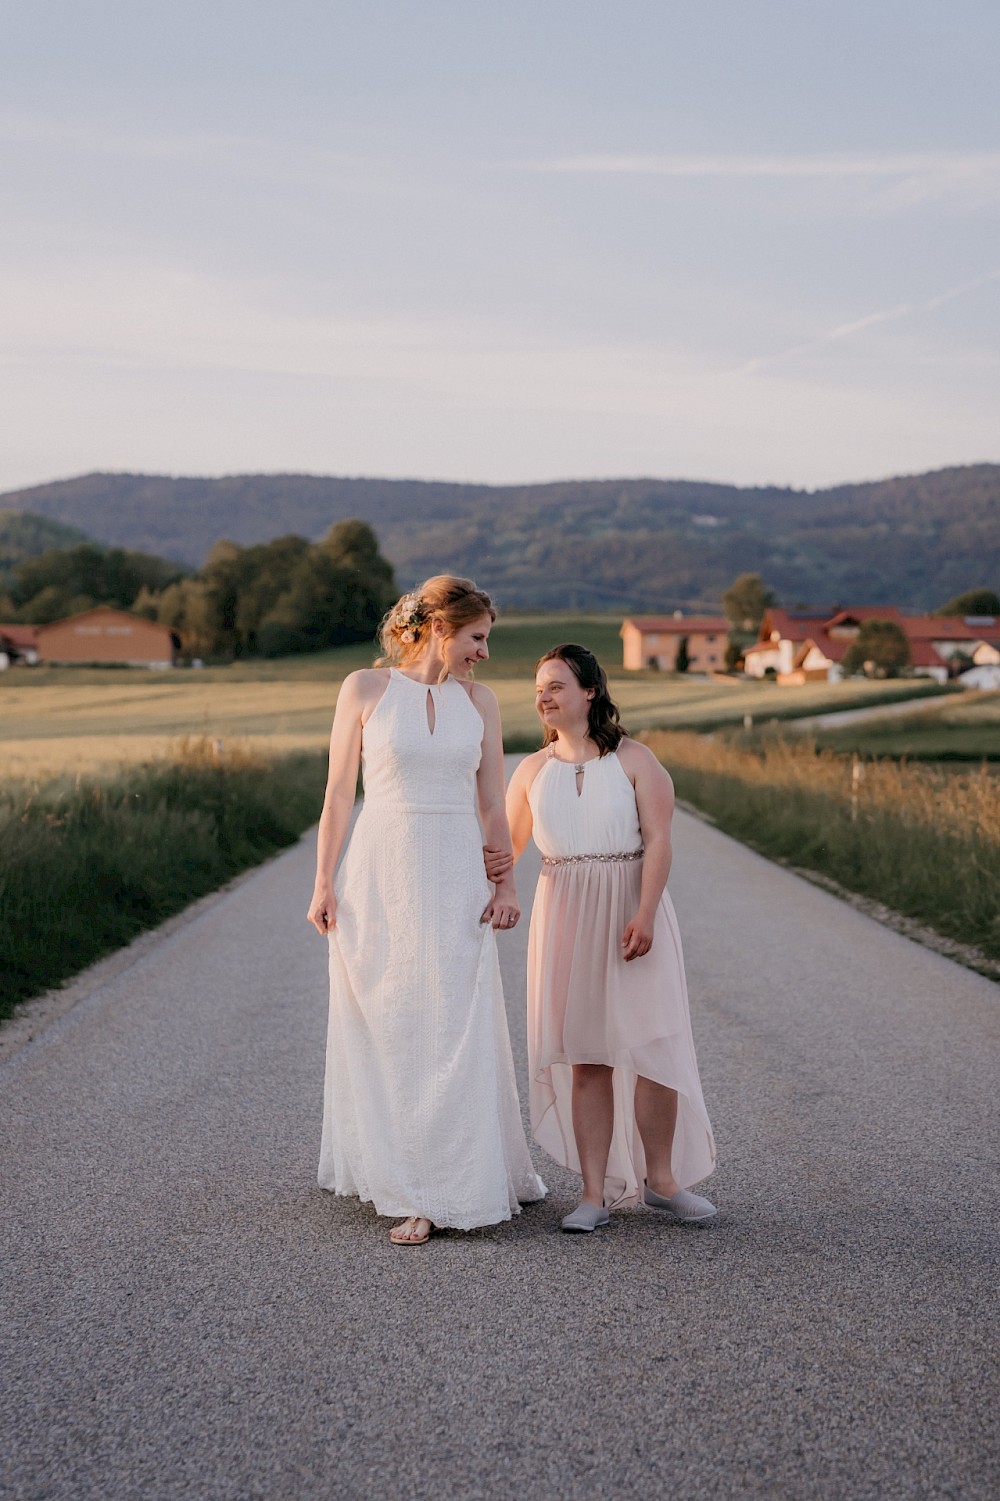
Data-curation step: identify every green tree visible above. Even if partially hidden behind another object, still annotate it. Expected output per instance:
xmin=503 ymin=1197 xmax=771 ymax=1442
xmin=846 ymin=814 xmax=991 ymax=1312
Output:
xmin=841 ymin=620 xmax=911 ymax=678
xmin=137 ymin=520 xmax=397 ymax=659
xmin=724 ymin=638 xmax=744 ymax=671
xmin=150 ymin=578 xmax=226 ymax=659
xmin=316 ymin=518 xmax=397 ymax=639
xmin=934 ymin=588 xmax=1000 ymax=617
xmin=20 ymin=584 xmax=97 ymax=623
xmin=229 ymin=536 xmax=312 ymax=652
xmin=675 ymin=635 xmax=690 ymax=673
xmin=256 ymin=551 xmax=350 ymax=656
xmin=722 ymin=572 xmax=775 ymax=631
xmin=12 ymin=544 xmax=184 ymax=622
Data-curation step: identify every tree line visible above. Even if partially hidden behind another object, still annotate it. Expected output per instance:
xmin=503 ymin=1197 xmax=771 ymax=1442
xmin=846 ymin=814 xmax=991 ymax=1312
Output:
xmin=1 ymin=520 xmax=397 ymax=660
xmin=2 ymin=538 xmax=992 ymax=673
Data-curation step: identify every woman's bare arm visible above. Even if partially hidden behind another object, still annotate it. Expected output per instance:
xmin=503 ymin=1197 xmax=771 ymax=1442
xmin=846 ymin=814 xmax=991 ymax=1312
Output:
xmin=504 ymin=752 xmax=543 ymax=860
xmin=618 ymin=739 xmax=675 ymax=961
xmin=484 ymin=749 xmax=545 ymax=880
xmin=306 ymin=672 xmax=377 ymax=934
xmin=471 ymin=684 xmax=520 ymax=928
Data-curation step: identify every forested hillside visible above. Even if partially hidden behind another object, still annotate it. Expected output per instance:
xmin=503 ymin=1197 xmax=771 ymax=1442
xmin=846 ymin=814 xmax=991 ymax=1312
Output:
xmin=1 ymin=465 xmax=996 ymax=611
xmin=0 ymin=510 xmax=91 ymax=587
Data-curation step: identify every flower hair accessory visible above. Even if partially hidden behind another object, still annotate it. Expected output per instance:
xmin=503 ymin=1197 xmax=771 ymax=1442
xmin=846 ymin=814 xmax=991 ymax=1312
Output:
xmin=393 ymin=593 xmax=426 ymax=644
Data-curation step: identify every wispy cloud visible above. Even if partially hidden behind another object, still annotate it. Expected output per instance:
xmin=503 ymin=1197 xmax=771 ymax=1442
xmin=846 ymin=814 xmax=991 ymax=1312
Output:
xmin=527 ymin=150 xmax=1000 ymax=180
xmin=729 ymin=268 xmax=1000 ymax=378
xmin=523 ymin=151 xmax=1000 ymax=210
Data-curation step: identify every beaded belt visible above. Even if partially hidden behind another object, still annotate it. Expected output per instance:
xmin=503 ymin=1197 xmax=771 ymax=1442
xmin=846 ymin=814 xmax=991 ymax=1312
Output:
xmin=541 ymin=849 xmax=644 ymax=867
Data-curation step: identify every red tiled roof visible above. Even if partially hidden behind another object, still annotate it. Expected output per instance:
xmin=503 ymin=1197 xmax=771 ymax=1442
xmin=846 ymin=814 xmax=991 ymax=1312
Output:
xmin=908 ymin=642 xmax=951 ymax=668
xmin=797 ymin=635 xmax=850 ymax=664
xmin=824 ymin=607 xmax=906 ymax=629
xmin=797 ymin=633 xmax=949 ymax=669
xmin=903 ymin=614 xmax=1000 ymax=642
xmin=759 ymin=608 xmax=830 ymax=641
xmin=759 ymin=606 xmax=1000 ymax=652
xmin=0 ymin=624 xmax=40 ymax=648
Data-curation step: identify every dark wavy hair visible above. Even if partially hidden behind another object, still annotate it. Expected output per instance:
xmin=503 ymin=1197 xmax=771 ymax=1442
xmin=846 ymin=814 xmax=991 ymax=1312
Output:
xmin=535 ymin=643 xmax=627 ymax=756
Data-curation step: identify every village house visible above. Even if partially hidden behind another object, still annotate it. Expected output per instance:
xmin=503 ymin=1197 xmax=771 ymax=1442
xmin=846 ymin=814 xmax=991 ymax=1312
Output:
xmin=30 ymin=606 xmax=179 ymax=668
xmin=745 ymin=606 xmax=1000 ymax=684
xmin=621 ymin=615 xmax=731 ymax=672
xmin=0 ymin=623 xmax=41 ymax=667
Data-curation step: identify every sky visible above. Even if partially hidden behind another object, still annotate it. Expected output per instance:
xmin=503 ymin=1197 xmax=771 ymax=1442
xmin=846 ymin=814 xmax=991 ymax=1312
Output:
xmin=2 ymin=0 xmax=999 ymax=494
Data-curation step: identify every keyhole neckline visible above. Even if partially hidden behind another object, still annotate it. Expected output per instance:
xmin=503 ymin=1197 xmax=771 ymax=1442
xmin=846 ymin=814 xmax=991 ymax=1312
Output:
xmin=546 ymin=744 xmax=602 ymax=768
xmin=390 ymin=667 xmax=450 ymax=688
xmin=388 ymin=667 xmax=443 ymax=735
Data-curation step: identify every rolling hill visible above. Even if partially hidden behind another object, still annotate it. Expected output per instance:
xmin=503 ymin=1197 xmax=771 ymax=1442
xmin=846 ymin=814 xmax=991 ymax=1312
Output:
xmin=0 ymin=510 xmax=92 ymax=589
xmin=0 ymin=465 xmax=996 ymax=611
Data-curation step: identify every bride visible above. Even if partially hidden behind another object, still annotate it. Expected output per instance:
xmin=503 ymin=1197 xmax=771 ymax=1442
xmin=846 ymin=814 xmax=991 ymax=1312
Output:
xmin=307 ymin=575 xmax=545 ymax=1245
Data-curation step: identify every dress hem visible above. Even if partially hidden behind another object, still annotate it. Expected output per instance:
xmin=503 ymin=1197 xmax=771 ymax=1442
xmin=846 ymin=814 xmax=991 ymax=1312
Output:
xmin=318 ymin=1178 xmax=548 ymax=1232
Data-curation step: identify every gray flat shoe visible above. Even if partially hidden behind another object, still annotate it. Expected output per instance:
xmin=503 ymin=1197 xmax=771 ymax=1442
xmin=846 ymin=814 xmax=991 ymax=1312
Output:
xmin=643 ymin=1182 xmax=717 ymax=1223
xmin=561 ymin=1201 xmax=610 ymax=1233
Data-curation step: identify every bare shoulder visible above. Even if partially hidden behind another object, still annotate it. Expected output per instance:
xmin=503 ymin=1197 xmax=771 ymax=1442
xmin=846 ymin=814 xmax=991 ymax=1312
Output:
xmin=509 ymin=746 xmax=548 ymax=792
xmin=467 ymin=679 xmax=498 ymax=708
xmin=340 ymin=666 xmax=387 ymax=694
xmin=338 ymin=667 xmax=389 ymax=712
xmin=466 ymin=680 xmax=501 ymax=723
xmin=617 ymin=737 xmax=673 ymax=784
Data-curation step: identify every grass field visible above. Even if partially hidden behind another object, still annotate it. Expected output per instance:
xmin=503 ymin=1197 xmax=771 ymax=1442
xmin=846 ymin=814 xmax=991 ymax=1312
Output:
xmin=0 ymin=616 xmax=952 ymax=776
xmin=0 ymin=614 xmax=991 ymax=1013
xmin=0 ymin=741 xmax=328 ymax=1020
xmin=812 ymin=690 xmax=1000 ymax=760
xmin=643 ymin=730 xmax=1000 ymax=964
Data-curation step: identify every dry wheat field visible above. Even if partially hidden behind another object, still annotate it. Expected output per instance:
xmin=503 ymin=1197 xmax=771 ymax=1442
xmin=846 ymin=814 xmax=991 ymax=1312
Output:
xmin=0 ymin=645 xmax=947 ymax=781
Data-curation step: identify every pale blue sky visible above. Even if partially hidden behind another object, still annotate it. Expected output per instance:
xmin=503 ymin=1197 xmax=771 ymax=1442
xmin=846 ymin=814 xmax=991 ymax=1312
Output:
xmin=2 ymin=1 xmax=998 ymax=492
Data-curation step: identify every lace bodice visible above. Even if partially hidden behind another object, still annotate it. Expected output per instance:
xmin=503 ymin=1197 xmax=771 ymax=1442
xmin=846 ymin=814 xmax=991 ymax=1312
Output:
xmin=320 ymin=663 xmax=546 ymax=1228
xmin=361 ymin=670 xmax=484 ymax=812
xmin=528 ymin=749 xmax=642 ymax=858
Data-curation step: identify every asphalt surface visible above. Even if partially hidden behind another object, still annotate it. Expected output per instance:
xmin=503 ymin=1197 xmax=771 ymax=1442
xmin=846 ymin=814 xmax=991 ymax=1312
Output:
xmin=784 ymin=696 xmax=947 ymax=732
xmin=2 ymin=760 xmax=998 ymax=1501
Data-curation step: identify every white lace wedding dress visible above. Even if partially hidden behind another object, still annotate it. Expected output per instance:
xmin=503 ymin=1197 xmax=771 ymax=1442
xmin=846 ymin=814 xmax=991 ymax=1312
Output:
xmin=318 ymin=669 xmax=546 ymax=1229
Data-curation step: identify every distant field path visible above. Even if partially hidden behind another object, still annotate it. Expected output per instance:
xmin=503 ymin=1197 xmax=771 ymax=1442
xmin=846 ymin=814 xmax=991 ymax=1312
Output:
xmin=2 ymin=761 xmax=997 ymax=1500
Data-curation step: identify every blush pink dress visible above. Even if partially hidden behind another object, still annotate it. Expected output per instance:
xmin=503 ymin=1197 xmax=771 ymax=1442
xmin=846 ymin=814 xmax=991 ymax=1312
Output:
xmin=526 ymin=747 xmax=716 ymax=1207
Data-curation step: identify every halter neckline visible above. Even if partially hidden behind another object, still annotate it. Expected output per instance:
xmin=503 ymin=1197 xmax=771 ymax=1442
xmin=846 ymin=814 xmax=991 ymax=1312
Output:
xmin=547 ymin=744 xmax=602 ymax=768
xmin=391 ymin=667 xmax=453 ymax=687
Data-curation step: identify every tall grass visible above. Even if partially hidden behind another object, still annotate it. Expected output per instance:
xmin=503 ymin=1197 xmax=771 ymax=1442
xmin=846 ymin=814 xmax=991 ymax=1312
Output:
xmin=0 ymin=740 xmax=327 ymax=1019
xmin=642 ymin=730 xmax=1000 ymax=962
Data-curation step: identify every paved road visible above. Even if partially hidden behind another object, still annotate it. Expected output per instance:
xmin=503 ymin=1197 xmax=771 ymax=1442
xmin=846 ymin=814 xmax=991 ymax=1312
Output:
xmin=783 ymin=695 xmax=946 ymax=732
xmin=2 ymin=763 xmax=997 ymax=1501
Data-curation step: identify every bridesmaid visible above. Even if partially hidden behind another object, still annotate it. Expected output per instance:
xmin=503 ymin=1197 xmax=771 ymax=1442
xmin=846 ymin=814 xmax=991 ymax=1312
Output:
xmin=493 ymin=644 xmax=716 ymax=1232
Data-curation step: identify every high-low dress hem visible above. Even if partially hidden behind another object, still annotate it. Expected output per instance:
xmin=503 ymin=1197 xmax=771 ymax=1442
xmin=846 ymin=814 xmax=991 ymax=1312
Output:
xmin=527 ymin=751 xmax=715 ymax=1208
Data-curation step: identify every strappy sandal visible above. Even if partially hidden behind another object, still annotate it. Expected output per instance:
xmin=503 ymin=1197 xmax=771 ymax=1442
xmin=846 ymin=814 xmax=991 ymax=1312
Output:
xmin=389 ymin=1215 xmax=436 ymax=1246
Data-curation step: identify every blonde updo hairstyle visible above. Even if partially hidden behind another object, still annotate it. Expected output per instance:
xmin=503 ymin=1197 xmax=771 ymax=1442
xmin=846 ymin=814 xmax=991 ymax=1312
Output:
xmin=376 ymin=574 xmax=496 ymax=677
